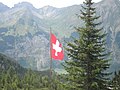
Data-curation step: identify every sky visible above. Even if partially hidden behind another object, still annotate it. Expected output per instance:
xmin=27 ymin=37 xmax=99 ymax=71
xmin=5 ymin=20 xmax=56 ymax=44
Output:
xmin=0 ymin=0 xmax=102 ymax=8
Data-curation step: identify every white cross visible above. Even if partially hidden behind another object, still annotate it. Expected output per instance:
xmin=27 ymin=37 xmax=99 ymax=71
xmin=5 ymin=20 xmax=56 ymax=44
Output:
xmin=53 ymin=40 xmax=62 ymax=56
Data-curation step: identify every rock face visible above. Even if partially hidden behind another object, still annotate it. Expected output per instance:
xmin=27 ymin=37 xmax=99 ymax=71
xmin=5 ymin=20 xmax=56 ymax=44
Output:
xmin=0 ymin=0 xmax=120 ymax=71
xmin=0 ymin=3 xmax=9 ymax=12
xmin=95 ymin=0 xmax=120 ymax=71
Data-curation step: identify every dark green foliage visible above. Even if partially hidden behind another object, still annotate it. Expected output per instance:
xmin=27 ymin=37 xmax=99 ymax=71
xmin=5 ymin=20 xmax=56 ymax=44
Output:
xmin=0 ymin=52 xmax=67 ymax=90
xmin=0 ymin=53 xmax=27 ymax=76
xmin=0 ymin=68 xmax=63 ymax=90
xmin=63 ymin=0 xmax=111 ymax=90
xmin=0 ymin=67 xmax=20 ymax=90
xmin=111 ymin=71 xmax=120 ymax=90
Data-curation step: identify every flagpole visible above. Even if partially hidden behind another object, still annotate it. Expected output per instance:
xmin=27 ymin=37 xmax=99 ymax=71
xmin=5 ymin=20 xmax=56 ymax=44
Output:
xmin=50 ymin=27 xmax=52 ymax=89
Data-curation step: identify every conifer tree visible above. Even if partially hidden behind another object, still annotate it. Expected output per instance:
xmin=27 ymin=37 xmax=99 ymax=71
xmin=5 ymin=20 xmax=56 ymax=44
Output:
xmin=63 ymin=0 xmax=111 ymax=90
xmin=112 ymin=71 xmax=120 ymax=90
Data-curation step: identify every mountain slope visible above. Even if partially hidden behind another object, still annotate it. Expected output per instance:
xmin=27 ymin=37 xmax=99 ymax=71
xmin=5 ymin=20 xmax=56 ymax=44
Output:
xmin=0 ymin=3 xmax=9 ymax=12
xmin=0 ymin=0 xmax=120 ymax=71
xmin=95 ymin=0 xmax=120 ymax=71
xmin=0 ymin=53 xmax=27 ymax=75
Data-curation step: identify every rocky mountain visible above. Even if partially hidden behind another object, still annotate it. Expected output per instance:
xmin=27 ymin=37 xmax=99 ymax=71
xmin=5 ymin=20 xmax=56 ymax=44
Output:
xmin=0 ymin=3 xmax=9 ymax=12
xmin=0 ymin=0 xmax=120 ymax=72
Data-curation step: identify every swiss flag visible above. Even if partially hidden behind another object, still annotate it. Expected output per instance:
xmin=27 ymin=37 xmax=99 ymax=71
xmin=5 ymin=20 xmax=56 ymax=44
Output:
xmin=50 ymin=33 xmax=64 ymax=60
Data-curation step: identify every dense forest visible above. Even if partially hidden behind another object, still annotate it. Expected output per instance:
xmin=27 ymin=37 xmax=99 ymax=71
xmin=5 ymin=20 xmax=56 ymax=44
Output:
xmin=1 ymin=0 xmax=120 ymax=90
xmin=0 ymin=53 xmax=63 ymax=90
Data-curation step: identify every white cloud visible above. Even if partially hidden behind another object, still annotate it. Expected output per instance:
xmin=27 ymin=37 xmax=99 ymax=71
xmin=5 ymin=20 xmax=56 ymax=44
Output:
xmin=0 ymin=0 xmax=102 ymax=8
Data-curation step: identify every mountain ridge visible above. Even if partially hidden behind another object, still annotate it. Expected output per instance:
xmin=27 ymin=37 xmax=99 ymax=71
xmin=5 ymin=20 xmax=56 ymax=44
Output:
xmin=0 ymin=0 xmax=120 ymax=72
xmin=0 ymin=3 xmax=9 ymax=12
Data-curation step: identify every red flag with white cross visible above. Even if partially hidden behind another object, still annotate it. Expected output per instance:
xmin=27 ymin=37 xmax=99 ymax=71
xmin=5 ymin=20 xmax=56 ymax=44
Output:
xmin=50 ymin=33 xmax=64 ymax=60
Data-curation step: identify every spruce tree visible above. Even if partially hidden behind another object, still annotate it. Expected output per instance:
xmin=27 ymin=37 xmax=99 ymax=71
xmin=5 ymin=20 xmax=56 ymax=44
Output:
xmin=112 ymin=71 xmax=120 ymax=90
xmin=63 ymin=0 xmax=111 ymax=90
